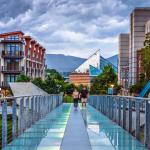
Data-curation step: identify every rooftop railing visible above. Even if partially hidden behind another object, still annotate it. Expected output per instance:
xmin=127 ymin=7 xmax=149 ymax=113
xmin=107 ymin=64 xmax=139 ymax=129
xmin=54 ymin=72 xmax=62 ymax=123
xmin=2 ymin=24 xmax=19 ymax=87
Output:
xmin=89 ymin=95 xmax=150 ymax=148
xmin=0 ymin=94 xmax=63 ymax=148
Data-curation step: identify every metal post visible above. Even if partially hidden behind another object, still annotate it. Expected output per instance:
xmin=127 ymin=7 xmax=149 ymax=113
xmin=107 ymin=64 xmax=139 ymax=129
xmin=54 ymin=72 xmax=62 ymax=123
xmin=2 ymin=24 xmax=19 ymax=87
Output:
xmin=2 ymin=100 xmax=7 ymax=147
xmin=35 ymin=96 xmax=38 ymax=121
xmin=31 ymin=96 xmax=34 ymax=124
xmin=18 ymin=98 xmax=24 ymax=135
xmin=123 ymin=98 xmax=126 ymax=129
xmin=135 ymin=100 xmax=140 ymax=140
xmin=114 ymin=97 xmax=117 ymax=122
xmin=111 ymin=97 xmax=113 ymax=119
xmin=12 ymin=99 xmax=17 ymax=140
xmin=144 ymin=100 xmax=150 ymax=148
xmin=128 ymin=98 xmax=132 ymax=133
xmin=25 ymin=97 xmax=29 ymax=129
xmin=118 ymin=97 xmax=121 ymax=125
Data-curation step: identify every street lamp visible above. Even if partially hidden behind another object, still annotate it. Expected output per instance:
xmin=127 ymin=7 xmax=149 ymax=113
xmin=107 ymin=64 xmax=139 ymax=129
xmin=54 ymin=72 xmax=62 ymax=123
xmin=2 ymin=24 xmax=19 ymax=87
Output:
xmin=111 ymin=84 xmax=114 ymax=95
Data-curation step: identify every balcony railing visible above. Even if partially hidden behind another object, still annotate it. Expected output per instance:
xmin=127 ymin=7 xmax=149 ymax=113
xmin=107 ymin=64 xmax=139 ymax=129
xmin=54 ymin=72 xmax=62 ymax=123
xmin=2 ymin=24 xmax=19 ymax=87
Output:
xmin=1 ymin=66 xmax=24 ymax=73
xmin=0 ymin=81 xmax=9 ymax=87
xmin=0 ymin=38 xmax=24 ymax=43
xmin=2 ymin=51 xmax=24 ymax=58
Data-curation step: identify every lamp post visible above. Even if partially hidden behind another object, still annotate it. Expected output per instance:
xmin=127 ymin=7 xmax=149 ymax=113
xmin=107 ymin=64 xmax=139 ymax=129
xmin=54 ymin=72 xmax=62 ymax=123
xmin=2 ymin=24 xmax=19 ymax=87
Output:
xmin=111 ymin=84 xmax=114 ymax=95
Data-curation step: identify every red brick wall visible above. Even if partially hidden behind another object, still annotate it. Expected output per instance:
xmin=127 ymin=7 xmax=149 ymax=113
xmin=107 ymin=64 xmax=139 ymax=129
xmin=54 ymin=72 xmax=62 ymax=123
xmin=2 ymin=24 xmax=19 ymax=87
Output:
xmin=69 ymin=73 xmax=90 ymax=86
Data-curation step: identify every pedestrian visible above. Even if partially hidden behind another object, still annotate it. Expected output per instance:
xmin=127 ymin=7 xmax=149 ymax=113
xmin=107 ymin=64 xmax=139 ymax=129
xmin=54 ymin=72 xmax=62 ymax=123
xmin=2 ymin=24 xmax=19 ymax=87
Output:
xmin=80 ymin=86 xmax=89 ymax=107
xmin=72 ymin=89 xmax=79 ymax=110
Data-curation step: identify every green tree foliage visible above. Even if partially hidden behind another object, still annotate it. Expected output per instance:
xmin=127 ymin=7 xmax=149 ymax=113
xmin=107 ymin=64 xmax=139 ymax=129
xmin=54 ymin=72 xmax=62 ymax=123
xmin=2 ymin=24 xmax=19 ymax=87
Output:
xmin=32 ymin=77 xmax=45 ymax=90
xmin=142 ymin=34 xmax=150 ymax=80
xmin=90 ymin=65 xmax=118 ymax=94
xmin=46 ymin=69 xmax=64 ymax=81
xmin=129 ymin=73 xmax=146 ymax=95
xmin=63 ymin=83 xmax=75 ymax=95
xmin=16 ymin=74 xmax=30 ymax=82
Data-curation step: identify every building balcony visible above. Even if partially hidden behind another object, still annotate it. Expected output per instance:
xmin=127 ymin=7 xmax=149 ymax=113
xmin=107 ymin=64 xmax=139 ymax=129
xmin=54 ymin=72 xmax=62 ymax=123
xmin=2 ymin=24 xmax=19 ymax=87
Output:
xmin=1 ymin=66 xmax=24 ymax=74
xmin=1 ymin=50 xmax=24 ymax=58
xmin=0 ymin=39 xmax=24 ymax=43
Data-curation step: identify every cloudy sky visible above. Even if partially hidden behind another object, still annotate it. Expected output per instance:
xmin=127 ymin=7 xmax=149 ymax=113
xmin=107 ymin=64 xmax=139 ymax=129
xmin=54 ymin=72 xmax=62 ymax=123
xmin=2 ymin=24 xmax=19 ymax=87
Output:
xmin=0 ymin=0 xmax=150 ymax=58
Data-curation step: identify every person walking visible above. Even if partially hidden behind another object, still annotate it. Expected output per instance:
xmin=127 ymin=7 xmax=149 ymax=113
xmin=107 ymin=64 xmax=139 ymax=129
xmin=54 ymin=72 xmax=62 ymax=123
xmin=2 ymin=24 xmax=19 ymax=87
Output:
xmin=72 ymin=89 xmax=79 ymax=110
xmin=80 ymin=86 xmax=89 ymax=107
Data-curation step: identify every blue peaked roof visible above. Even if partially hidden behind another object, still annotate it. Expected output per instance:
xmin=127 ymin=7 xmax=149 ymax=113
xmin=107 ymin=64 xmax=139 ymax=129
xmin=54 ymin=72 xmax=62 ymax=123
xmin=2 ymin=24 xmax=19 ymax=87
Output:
xmin=100 ymin=56 xmax=118 ymax=73
xmin=89 ymin=56 xmax=118 ymax=77
xmin=89 ymin=65 xmax=102 ymax=76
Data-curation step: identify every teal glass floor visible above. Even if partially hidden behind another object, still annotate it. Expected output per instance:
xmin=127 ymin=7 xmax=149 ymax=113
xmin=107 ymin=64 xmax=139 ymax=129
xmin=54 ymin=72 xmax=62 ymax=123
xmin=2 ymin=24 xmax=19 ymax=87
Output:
xmin=3 ymin=104 xmax=71 ymax=150
xmin=82 ymin=105 xmax=147 ymax=150
xmin=3 ymin=103 xmax=148 ymax=150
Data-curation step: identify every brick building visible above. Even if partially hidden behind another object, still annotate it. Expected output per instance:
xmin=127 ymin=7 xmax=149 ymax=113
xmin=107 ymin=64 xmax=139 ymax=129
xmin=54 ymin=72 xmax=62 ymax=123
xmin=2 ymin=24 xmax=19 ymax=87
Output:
xmin=69 ymin=73 xmax=90 ymax=86
xmin=0 ymin=31 xmax=46 ymax=88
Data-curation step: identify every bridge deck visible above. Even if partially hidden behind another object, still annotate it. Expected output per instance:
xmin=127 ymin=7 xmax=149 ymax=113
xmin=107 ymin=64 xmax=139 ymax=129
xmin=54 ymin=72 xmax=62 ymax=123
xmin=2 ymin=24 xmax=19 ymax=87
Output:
xmin=3 ymin=103 xmax=147 ymax=150
xmin=60 ymin=106 xmax=91 ymax=150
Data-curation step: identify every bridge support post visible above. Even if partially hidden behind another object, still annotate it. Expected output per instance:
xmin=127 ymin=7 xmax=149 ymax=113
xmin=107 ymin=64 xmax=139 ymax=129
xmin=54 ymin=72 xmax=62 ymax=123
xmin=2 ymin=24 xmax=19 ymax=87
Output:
xmin=25 ymin=97 xmax=29 ymax=129
xmin=18 ymin=98 xmax=24 ymax=135
xmin=35 ymin=96 xmax=38 ymax=121
xmin=144 ymin=100 xmax=150 ymax=148
xmin=96 ymin=96 xmax=99 ymax=110
xmin=114 ymin=97 xmax=117 ymax=122
xmin=111 ymin=97 xmax=113 ymax=120
xmin=118 ymin=97 xmax=121 ymax=126
xmin=135 ymin=100 xmax=140 ymax=140
xmin=12 ymin=99 xmax=17 ymax=140
xmin=108 ymin=96 xmax=111 ymax=118
xmin=128 ymin=98 xmax=132 ymax=133
xmin=31 ymin=96 xmax=34 ymax=124
xmin=2 ymin=100 xmax=7 ymax=147
xmin=123 ymin=98 xmax=126 ymax=129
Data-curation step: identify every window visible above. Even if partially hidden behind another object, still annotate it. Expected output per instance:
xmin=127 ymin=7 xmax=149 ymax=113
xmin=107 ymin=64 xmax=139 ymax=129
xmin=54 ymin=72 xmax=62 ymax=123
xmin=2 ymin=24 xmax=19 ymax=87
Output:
xmin=5 ymin=75 xmax=17 ymax=82
xmin=6 ymin=44 xmax=21 ymax=54
xmin=6 ymin=35 xmax=19 ymax=41
xmin=4 ymin=59 xmax=20 ymax=70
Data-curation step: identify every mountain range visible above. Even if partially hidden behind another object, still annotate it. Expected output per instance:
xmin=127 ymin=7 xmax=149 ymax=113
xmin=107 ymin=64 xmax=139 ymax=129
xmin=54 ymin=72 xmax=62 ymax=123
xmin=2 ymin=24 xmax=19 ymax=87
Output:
xmin=46 ymin=54 xmax=118 ymax=72
xmin=46 ymin=54 xmax=86 ymax=72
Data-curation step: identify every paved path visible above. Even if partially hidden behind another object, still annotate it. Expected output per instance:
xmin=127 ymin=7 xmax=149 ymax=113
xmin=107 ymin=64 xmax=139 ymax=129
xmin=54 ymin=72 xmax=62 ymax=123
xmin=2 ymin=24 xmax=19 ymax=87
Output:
xmin=60 ymin=106 xmax=92 ymax=150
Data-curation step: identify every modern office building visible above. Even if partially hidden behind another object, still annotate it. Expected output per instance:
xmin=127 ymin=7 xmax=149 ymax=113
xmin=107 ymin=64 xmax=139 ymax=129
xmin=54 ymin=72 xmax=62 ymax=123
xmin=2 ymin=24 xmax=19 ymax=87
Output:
xmin=69 ymin=50 xmax=117 ymax=86
xmin=129 ymin=8 xmax=150 ymax=85
xmin=118 ymin=34 xmax=129 ymax=89
xmin=0 ymin=31 xmax=46 ymax=88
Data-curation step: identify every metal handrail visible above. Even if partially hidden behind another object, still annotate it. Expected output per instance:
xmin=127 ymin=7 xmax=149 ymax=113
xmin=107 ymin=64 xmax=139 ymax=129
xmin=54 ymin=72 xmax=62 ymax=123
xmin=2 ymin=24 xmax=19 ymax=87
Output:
xmin=88 ymin=95 xmax=150 ymax=148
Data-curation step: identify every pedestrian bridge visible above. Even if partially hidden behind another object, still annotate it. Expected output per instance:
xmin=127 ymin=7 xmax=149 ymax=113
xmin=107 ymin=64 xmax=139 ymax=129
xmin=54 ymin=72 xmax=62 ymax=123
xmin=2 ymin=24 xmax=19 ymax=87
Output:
xmin=1 ymin=95 xmax=150 ymax=150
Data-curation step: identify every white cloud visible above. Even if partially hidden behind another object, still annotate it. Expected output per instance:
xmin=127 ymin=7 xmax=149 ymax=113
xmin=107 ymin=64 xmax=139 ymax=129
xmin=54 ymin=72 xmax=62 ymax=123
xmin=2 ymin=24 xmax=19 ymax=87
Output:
xmin=0 ymin=0 xmax=149 ymax=58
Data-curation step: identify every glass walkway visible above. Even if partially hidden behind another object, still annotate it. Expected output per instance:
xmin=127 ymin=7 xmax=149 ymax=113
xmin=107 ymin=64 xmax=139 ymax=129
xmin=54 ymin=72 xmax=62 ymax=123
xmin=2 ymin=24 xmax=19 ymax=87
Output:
xmin=3 ymin=104 xmax=147 ymax=150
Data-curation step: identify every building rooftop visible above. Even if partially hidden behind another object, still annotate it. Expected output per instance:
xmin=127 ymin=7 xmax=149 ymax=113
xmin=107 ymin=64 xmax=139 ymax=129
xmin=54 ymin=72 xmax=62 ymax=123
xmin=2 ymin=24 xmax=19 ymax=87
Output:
xmin=0 ymin=31 xmax=24 ymax=37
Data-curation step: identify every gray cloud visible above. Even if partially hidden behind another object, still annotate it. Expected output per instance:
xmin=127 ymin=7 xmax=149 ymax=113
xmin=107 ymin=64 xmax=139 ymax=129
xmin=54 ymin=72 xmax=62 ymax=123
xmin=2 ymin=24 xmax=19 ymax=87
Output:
xmin=0 ymin=0 xmax=150 ymax=58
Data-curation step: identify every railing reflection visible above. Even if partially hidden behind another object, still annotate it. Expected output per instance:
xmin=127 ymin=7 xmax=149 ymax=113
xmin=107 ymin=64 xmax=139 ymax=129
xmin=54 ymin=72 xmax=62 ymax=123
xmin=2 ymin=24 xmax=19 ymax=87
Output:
xmin=88 ymin=95 xmax=150 ymax=148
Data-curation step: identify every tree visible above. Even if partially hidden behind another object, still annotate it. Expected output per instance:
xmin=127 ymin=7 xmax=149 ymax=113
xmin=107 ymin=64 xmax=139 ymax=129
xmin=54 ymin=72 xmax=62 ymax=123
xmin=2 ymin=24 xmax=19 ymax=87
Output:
xmin=32 ymin=77 xmax=45 ymax=90
xmin=46 ymin=69 xmax=64 ymax=81
xmin=63 ymin=83 xmax=75 ymax=95
xmin=44 ymin=75 xmax=58 ymax=94
xmin=129 ymin=73 xmax=146 ymax=95
xmin=142 ymin=34 xmax=150 ymax=80
xmin=16 ymin=74 xmax=30 ymax=82
xmin=90 ymin=65 xmax=118 ymax=94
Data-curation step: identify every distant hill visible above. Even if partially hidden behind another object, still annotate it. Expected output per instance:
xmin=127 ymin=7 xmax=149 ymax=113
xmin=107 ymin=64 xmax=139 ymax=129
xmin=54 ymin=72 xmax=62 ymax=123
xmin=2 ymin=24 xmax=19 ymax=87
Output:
xmin=107 ymin=54 xmax=118 ymax=67
xmin=46 ymin=54 xmax=86 ymax=72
